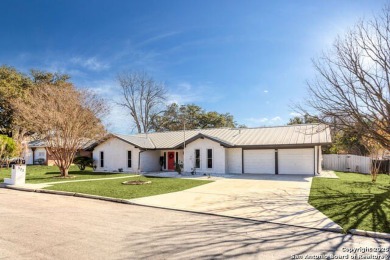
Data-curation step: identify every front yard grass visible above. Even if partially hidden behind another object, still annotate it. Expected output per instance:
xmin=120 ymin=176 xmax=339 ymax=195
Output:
xmin=310 ymin=172 xmax=390 ymax=233
xmin=0 ymin=165 xmax=131 ymax=184
xmin=44 ymin=176 xmax=212 ymax=199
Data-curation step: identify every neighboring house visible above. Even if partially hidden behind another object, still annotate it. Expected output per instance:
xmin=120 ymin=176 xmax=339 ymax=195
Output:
xmin=91 ymin=124 xmax=331 ymax=175
xmin=23 ymin=140 xmax=93 ymax=166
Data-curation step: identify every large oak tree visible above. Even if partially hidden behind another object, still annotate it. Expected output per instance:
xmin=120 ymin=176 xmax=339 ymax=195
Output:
xmin=151 ymin=103 xmax=239 ymax=132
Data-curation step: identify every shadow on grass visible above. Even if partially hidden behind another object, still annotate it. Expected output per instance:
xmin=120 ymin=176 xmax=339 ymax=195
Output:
xmin=310 ymin=180 xmax=390 ymax=233
xmin=43 ymin=171 xmax=127 ymax=176
xmin=25 ymin=170 xmax=130 ymax=182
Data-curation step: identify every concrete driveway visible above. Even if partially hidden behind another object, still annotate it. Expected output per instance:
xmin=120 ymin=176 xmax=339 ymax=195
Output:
xmin=131 ymin=174 xmax=341 ymax=231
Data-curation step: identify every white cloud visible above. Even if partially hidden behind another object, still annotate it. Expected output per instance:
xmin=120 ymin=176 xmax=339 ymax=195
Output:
xmin=138 ymin=31 xmax=181 ymax=46
xmin=289 ymin=112 xmax=302 ymax=117
xmin=263 ymin=90 xmax=269 ymax=93
xmin=166 ymin=82 xmax=223 ymax=105
xmin=70 ymin=56 xmax=110 ymax=71
xmin=244 ymin=116 xmax=283 ymax=127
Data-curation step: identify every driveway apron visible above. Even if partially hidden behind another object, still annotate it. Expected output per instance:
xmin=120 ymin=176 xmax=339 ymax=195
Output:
xmin=130 ymin=175 xmax=341 ymax=231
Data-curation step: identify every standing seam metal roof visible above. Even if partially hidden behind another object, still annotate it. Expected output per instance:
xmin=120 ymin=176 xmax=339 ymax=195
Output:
xmin=111 ymin=124 xmax=331 ymax=149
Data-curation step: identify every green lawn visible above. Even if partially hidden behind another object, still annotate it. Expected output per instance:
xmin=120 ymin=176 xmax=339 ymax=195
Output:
xmin=309 ymin=172 xmax=390 ymax=233
xmin=0 ymin=165 xmax=132 ymax=184
xmin=45 ymin=176 xmax=212 ymax=199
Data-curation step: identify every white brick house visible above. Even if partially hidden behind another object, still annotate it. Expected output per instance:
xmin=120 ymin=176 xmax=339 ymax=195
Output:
xmin=91 ymin=124 xmax=331 ymax=175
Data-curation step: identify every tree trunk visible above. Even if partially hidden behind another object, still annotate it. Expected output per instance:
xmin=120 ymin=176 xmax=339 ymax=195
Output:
xmin=60 ymin=167 xmax=69 ymax=177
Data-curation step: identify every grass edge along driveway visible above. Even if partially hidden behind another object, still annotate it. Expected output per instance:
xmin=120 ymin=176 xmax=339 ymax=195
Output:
xmin=45 ymin=176 xmax=213 ymax=200
xmin=309 ymin=172 xmax=390 ymax=233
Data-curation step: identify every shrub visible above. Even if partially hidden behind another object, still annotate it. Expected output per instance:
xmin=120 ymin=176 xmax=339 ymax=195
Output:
xmin=175 ymin=161 xmax=183 ymax=174
xmin=73 ymin=156 xmax=93 ymax=171
xmin=34 ymin=158 xmax=45 ymax=165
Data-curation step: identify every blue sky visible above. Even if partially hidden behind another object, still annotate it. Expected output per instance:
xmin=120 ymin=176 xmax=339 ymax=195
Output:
xmin=0 ymin=0 xmax=387 ymax=133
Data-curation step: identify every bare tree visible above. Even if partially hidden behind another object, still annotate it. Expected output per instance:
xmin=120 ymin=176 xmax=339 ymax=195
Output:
xmin=12 ymin=83 xmax=108 ymax=177
xmin=117 ymin=71 xmax=167 ymax=133
xmin=298 ymin=6 xmax=390 ymax=152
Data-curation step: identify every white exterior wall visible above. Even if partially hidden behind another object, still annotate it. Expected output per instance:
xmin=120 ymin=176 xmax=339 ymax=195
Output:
xmin=184 ymin=138 xmax=226 ymax=174
xmin=140 ymin=150 xmax=161 ymax=172
xmin=24 ymin=148 xmax=34 ymax=165
xmin=318 ymin=146 xmax=322 ymax=172
xmin=314 ymin=145 xmax=323 ymax=174
xmin=34 ymin=148 xmax=47 ymax=164
xmin=226 ymin=148 xmax=242 ymax=174
xmin=93 ymin=137 xmax=140 ymax=172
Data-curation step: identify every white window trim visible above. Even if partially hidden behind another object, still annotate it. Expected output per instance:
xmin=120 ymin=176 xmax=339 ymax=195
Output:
xmin=195 ymin=148 xmax=201 ymax=169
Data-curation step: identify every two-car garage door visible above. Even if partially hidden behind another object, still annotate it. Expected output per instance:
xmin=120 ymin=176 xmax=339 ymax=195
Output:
xmin=243 ymin=148 xmax=314 ymax=175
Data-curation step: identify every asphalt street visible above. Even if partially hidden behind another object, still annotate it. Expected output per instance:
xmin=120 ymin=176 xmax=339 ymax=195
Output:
xmin=0 ymin=188 xmax=389 ymax=260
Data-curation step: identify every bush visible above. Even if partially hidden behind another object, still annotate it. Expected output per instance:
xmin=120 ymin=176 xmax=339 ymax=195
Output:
xmin=34 ymin=158 xmax=45 ymax=165
xmin=73 ymin=156 xmax=93 ymax=171
xmin=175 ymin=161 xmax=183 ymax=174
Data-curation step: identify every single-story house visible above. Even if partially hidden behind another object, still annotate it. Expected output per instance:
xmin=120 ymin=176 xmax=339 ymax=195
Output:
xmin=91 ymin=124 xmax=331 ymax=175
xmin=23 ymin=140 xmax=93 ymax=166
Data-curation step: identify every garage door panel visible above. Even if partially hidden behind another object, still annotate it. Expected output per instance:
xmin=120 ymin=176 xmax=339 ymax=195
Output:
xmin=244 ymin=150 xmax=275 ymax=174
xmin=278 ymin=148 xmax=314 ymax=175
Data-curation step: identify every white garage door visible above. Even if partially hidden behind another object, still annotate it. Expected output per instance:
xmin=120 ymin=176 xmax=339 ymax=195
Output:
xmin=243 ymin=149 xmax=275 ymax=174
xmin=278 ymin=148 xmax=314 ymax=175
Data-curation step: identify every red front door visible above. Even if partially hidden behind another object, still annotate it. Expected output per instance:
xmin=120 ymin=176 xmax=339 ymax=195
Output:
xmin=168 ymin=152 xmax=175 ymax=170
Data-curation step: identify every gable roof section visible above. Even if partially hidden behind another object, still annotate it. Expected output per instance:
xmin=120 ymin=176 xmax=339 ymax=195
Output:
xmin=174 ymin=133 xmax=235 ymax=148
xmin=113 ymin=134 xmax=155 ymax=149
xmin=106 ymin=124 xmax=331 ymax=150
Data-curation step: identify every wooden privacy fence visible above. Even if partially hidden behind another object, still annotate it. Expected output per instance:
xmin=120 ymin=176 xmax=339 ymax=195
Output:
xmin=322 ymin=154 xmax=371 ymax=174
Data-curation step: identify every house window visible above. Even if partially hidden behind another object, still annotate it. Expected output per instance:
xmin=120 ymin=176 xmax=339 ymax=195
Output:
xmin=207 ymin=149 xmax=213 ymax=169
xmin=195 ymin=149 xmax=200 ymax=168
xmin=38 ymin=152 xmax=45 ymax=157
xmin=127 ymin=151 xmax=132 ymax=168
xmin=100 ymin=151 xmax=104 ymax=167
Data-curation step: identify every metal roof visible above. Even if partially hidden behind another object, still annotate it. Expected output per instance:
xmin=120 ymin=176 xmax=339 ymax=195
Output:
xmin=28 ymin=139 xmax=97 ymax=150
xmin=111 ymin=124 xmax=331 ymax=149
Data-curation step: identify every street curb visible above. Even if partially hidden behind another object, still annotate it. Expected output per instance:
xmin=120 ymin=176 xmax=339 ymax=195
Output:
xmin=36 ymin=189 xmax=76 ymax=196
xmin=6 ymin=186 xmax=36 ymax=192
xmin=349 ymin=229 xmax=390 ymax=239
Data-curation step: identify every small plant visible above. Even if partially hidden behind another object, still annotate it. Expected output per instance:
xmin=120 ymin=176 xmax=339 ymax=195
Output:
xmin=118 ymin=168 xmax=123 ymax=172
xmin=175 ymin=161 xmax=183 ymax=174
xmin=34 ymin=158 xmax=45 ymax=165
